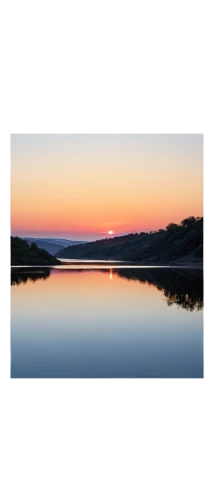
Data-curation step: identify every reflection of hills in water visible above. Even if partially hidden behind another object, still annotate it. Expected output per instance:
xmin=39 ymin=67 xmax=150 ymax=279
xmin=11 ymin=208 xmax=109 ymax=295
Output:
xmin=11 ymin=268 xmax=51 ymax=286
xmin=115 ymin=268 xmax=203 ymax=311
xmin=11 ymin=267 xmax=203 ymax=311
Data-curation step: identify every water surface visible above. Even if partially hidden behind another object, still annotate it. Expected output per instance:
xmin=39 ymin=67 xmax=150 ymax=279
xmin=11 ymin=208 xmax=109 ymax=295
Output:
xmin=11 ymin=267 xmax=203 ymax=378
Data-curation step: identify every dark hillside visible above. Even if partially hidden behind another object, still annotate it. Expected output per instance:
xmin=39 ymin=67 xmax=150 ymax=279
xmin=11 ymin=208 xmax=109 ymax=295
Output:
xmin=56 ymin=216 xmax=203 ymax=264
xmin=11 ymin=237 xmax=62 ymax=266
xmin=57 ymin=232 xmax=154 ymax=260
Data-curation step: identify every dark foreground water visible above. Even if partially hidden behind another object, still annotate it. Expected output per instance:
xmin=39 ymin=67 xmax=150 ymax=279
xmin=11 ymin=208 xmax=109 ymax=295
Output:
xmin=11 ymin=266 xmax=203 ymax=378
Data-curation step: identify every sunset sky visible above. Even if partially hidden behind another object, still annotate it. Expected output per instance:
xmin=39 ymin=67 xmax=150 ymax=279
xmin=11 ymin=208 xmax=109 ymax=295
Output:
xmin=11 ymin=134 xmax=203 ymax=241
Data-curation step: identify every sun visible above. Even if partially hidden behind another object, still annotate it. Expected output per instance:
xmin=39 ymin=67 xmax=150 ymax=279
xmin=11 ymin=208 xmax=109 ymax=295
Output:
xmin=108 ymin=230 xmax=113 ymax=235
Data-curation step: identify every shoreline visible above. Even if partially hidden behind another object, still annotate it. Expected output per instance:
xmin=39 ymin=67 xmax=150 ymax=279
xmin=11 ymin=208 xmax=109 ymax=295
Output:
xmin=11 ymin=261 xmax=203 ymax=270
xmin=59 ymin=259 xmax=203 ymax=269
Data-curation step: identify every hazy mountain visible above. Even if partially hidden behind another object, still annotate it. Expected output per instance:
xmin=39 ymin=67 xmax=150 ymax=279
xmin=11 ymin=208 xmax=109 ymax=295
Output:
xmin=22 ymin=237 xmax=88 ymax=255
xmin=11 ymin=237 xmax=62 ymax=266
xmin=56 ymin=217 xmax=203 ymax=265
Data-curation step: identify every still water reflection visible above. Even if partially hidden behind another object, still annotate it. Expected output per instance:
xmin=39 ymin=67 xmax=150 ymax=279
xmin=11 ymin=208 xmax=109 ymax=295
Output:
xmin=11 ymin=267 xmax=203 ymax=378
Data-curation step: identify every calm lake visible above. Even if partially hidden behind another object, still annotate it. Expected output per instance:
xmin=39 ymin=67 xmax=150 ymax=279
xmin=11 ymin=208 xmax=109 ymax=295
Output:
xmin=11 ymin=265 xmax=203 ymax=378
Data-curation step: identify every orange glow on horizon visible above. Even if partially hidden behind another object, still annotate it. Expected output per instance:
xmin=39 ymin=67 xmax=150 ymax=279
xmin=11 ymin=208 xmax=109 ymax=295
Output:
xmin=11 ymin=135 xmax=203 ymax=239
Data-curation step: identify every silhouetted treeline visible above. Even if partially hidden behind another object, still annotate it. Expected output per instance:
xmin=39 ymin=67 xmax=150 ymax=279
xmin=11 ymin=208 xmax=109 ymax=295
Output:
xmin=11 ymin=237 xmax=62 ymax=266
xmin=56 ymin=216 xmax=203 ymax=264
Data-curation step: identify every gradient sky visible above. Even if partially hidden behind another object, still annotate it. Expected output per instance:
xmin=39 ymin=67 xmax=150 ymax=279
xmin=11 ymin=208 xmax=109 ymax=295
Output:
xmin=11 ymin=134 xmax=203 ymax=241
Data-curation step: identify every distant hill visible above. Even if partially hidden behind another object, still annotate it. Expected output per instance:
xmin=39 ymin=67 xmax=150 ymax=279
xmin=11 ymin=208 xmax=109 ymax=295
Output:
xmin=56 ymin=216 xmax=203 ymax=265
xmin=11 ymin=237 xmax=62 ymax=265
xmin=22 ymin=237 xmax=88 ymax=255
